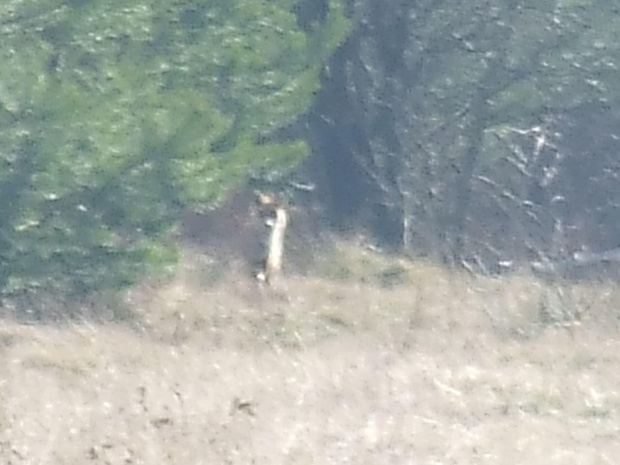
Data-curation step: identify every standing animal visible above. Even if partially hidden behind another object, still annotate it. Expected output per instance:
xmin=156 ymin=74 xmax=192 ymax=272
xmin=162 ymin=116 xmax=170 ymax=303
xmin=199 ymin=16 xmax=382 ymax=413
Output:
xmin=255 ymin=193 xmax=289 ymax=285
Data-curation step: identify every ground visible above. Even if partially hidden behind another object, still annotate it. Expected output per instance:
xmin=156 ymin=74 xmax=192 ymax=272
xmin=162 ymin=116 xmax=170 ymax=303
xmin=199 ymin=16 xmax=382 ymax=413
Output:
xmin=0 ymin=242 xmax=619 ymax=464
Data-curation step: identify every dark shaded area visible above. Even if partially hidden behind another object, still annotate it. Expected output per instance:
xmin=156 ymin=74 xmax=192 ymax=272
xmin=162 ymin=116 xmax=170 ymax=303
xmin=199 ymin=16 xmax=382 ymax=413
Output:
xmin=303 ymin=0 xmax=620 ymax=276
xmin=305 ymin=7 xmax=408 ymax=243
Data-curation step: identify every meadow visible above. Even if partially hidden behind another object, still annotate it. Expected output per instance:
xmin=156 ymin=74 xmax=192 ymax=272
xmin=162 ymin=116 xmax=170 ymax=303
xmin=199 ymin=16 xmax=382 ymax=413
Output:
xmin=0 ymin=241 xmax=619 ymax=464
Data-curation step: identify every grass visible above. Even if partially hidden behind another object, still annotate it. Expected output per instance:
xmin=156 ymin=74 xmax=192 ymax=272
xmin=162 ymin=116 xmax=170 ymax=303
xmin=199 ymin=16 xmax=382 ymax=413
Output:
xmin=0 ymin=240 xmax=619 ymax=464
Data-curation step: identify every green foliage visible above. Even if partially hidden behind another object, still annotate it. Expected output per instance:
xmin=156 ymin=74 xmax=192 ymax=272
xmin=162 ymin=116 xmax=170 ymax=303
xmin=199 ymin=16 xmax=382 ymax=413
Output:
xmin=0 ymin=0 xmax=350 ymax=299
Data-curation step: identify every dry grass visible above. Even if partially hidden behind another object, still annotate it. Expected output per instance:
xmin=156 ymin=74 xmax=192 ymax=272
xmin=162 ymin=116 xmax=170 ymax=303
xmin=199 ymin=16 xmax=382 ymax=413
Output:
xmin=1 ymin=242 xmax=619 ymax=464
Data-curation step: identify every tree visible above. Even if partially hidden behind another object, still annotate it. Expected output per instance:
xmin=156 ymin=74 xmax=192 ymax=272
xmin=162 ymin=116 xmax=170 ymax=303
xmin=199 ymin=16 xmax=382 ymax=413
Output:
xmin=0 ymin=0 xmax=350 ymax=299
xmin=311 ymin=0 xmax=620 ymax=270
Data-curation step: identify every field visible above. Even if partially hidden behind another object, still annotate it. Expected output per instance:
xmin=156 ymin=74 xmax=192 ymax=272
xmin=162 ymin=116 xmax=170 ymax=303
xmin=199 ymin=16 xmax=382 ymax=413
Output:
xmin=0 ymin=242 xmax=619 ymax=464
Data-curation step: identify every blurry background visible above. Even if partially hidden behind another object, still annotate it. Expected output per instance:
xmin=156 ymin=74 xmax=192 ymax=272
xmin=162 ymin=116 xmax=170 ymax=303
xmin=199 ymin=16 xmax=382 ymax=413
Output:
xmin=1 ymin=2 xmax=620 ymax=463
xmin=1 ymin=0 xmax=619 ymax=306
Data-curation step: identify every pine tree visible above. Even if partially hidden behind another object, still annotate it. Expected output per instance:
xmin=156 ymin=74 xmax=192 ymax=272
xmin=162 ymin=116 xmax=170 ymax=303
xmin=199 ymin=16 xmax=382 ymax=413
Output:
xmin=0 ymin=0 xmax=349 ymax=299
